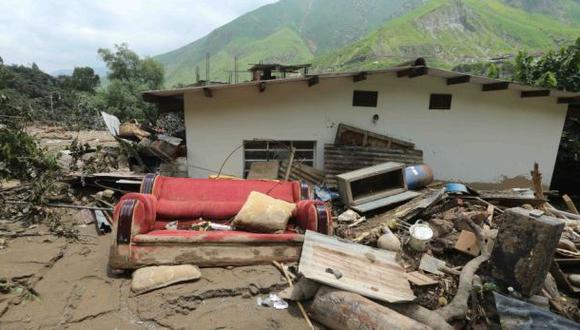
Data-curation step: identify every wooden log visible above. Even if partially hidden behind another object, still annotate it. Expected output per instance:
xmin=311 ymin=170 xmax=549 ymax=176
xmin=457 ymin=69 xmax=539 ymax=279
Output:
xmin=310 ymin=287 xmax=430 ymax=330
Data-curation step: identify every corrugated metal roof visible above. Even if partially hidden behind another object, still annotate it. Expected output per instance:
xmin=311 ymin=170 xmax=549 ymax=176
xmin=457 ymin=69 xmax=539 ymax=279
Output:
xmin=143 ymin=65 xmax=579 ymax=102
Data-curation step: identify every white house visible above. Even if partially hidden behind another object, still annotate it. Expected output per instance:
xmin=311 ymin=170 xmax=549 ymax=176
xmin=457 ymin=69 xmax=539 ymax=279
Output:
xmin=144 ymin=65 xmax=580 ymax=187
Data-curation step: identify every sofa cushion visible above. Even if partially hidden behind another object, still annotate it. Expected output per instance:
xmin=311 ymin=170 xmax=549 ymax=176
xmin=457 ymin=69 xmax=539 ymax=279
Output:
xmin=232 ymin=191 xmax=296 ymax=233
xmin=156 ymin=200 xmax=244 ymax=220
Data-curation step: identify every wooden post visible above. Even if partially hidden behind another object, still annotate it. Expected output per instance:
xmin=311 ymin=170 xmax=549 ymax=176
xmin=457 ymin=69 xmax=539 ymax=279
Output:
xmin=272 ymin=261 xmax=313 ymax=329
xmin=531 ymin=163 xmax=544 ymax=200
xmin=310 ymin=286 xmax=430 ymax=330
xmin=283 ymin=147 xmax=296 ymax=181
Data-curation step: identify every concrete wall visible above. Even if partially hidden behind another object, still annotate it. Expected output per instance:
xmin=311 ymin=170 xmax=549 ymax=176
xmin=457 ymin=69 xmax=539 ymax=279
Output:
xmin=183 ymin=73 xmax=568 ymax=186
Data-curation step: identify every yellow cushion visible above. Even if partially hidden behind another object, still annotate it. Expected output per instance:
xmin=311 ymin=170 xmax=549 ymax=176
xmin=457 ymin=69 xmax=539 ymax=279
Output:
xmin=233 ymin=191 xmax=296 ymax=233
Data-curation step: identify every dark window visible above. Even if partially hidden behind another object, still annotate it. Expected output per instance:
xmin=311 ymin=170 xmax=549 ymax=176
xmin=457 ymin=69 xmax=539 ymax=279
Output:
xmin=353 ymin=90 xmax=378 ymax=107
xmin=243 ymin=140 xmax=316 ymax=178
xmin=429 ymin=94 xmax=452 ymax=110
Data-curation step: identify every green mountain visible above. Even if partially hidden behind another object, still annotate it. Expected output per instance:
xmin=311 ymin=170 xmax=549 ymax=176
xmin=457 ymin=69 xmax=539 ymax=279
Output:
xmin=313 ymin=0 xmax=580 ymax=72
xmin=156 ymin=0 xmax=580 ymax=87
xmin=155 ymin=0 xmax=424 ymax=86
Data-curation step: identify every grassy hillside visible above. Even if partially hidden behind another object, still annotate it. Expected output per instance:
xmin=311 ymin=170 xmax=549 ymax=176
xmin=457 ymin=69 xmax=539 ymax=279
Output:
xmin=312 ymin=0 xmax=580 ymax=72
xmin=155 ymin=0 xmax=423 ymax=86
xmin=501 ymin=0 xmax=580 ymax=23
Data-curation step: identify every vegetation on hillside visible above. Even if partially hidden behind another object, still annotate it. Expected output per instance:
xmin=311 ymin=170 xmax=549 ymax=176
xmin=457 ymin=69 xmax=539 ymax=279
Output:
xmin=0 ymin=44 xmax=164 ymax=128
xmin=155 ymin=0 xmax=580 ymax=86
xmin=312 ymin=0 xmax=580 ymax=73
xmin=155 ymin=0 xmax=423 ymax=86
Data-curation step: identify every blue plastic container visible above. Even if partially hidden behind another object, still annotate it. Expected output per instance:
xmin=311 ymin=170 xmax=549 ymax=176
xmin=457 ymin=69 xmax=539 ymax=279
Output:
xmin=405 ymin=164 xmax=434 ymax=190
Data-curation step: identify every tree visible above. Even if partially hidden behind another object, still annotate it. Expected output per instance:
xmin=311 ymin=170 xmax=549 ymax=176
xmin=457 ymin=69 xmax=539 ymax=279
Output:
xmin=68 ymin=67 xmax=100 ymax=93
xmin=97 ymin=43 xmax=164 ymax=122
xmin=515 ymin=38 xmax=580 ymax=91
xmin=514 ymin=38 xmax=580 ymax=191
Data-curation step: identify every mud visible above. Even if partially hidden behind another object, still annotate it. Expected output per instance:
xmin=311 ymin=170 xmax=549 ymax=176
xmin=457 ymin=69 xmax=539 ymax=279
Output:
xmin=0 ymin=218 xmax=315 ymax=329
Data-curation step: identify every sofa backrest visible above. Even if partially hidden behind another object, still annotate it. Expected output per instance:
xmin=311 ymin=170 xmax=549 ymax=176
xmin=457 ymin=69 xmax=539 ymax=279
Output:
xmin=142 ymin=175 xmax=302 ymax=220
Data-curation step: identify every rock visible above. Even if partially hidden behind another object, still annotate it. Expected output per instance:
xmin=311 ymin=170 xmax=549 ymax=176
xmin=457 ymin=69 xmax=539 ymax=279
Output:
xmin=490 ymin=207 xmax=564 ymax=296
xmin=377 ymin=228 xmax=401 ymax=252
xmin=248 ymin=284 xmax=260 ymax=296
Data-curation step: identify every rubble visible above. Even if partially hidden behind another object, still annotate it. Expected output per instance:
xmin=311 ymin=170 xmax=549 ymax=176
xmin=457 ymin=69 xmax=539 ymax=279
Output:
xmin=2 ymin=121 xmax=580 ymax=329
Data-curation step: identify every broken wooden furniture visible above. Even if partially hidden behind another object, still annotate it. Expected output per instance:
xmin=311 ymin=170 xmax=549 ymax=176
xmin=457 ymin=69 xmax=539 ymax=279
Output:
xmin=110 ymin=175 xmax=332 ymax=269
xmin=336 ymin=162 xmax=420 ymax=213
xmin=324 ymin=144 xmax=423 ymax=188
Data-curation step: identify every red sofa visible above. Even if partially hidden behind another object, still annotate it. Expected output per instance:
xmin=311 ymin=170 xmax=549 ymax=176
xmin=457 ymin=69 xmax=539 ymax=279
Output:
xmin=110 ymin=174 xmax=332 ymax=269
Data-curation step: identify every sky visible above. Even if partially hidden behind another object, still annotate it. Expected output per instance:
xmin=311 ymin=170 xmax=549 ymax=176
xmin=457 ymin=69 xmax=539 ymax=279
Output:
xmin=0 ymin=0 xmax=277 ymax=74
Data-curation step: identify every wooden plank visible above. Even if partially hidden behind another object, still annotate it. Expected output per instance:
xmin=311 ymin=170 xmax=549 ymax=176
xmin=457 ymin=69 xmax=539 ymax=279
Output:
xmin=334 ymin=123 xmax=415 ymax=149
xmin=284 ymin=147 xmax=296 ymax=180
xmin=447 ymin=75 xmax=470 ymax=85
xmin=563 ymin=194 xmax=579 ymax=215
xmin=351 ymin=191 xmax=421 ymax=213
xmin=299 ymin=231 xmax=415 ymax=303
xmin=482 ymin=82 xmax=510 ymax=91
xmin=405 ymin=271 xmax=438 ymax=286
xmin=203 ymin=87 xmax=212 ymax=97
xmin=454 ymin=230 xmax=480 ymax=256
xmin=521 ymin=90 xmax=550 ymax=98
xmin=279 ymin=160 xmax=326 ymax=186
xmin=558 ymin=97 xmax=580 ymax=104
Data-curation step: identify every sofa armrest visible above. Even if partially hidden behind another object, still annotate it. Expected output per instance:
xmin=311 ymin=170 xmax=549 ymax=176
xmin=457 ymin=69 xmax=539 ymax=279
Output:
xmin=113 ymin=193 xmax=157 ymax=244
xmin=294 ymin=200 xmax=333 ymax=235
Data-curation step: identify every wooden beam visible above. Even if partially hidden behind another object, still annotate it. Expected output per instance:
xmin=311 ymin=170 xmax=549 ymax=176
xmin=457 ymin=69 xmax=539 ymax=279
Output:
xmin=258 ymin=82 xmax=266 ymax=93
xmin=203 ymin=87 xmax=212 ymax=98
xmin=353 ymin=72 xmax=367 ymax=82
xmin=409 ymin=67 xmax=428 ymax=78
xmin=307 ymin=75 xmax=319 ymax=87
xmin=521 ymin=90 xmax=550 ymax=98
xmin=446 ymin=75 xmax=470 ymax=85
xmin=482 ymin=82 xmax=509 ymax=92
xmin=563 ymin=195 xmax=579 ymax=215
xmin=397 ymin=67 xmax=427 ymax=78
xmin=558 ymin=97 xmax=580 ymax=104
xmin=396 ymin=68 xmax=411 ymax=78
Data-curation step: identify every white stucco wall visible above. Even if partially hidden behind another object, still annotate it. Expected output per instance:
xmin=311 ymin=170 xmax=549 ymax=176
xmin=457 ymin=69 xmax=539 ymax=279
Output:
xmin=183 ymin=73 xmax=568 ymax=186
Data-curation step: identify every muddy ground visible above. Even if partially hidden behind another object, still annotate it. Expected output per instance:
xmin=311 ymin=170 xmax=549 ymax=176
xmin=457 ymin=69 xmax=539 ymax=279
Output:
xmin=0 ymin=215 xmax=313 ymax=329
xmin=1 ymin=126 xmax=314 ymax=329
